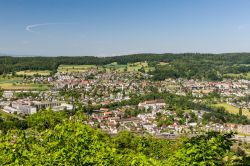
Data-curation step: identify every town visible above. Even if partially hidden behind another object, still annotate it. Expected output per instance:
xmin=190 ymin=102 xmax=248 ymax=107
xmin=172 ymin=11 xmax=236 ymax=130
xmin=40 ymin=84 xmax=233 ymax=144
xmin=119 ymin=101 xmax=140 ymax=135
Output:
xmin=1 ymin=62 xmax=250 ymax=142
xmin=2 ymin=0 xmax=250 ymax=164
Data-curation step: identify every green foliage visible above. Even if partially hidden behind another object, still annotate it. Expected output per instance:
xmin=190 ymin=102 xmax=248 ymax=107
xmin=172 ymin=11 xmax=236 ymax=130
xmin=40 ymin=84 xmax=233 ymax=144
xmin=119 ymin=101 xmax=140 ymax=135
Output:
xmin=40 ymin=121 xmax=117 ymax=165
xmin=202 ymin=106 xmax=250 ymax=124
xmin=27 ymin=109 xmax=68 ymax=131
xmin=167 ymin=132 xmax=235 ymax=166
xmin=124 ymin=108 xmax=150 ymax=118
xmin=0 ymin=116 xmax=249 ymax=165
xmin=0 ymin=121 xmax=115 ymax=165
xmin=0 ymin=116 xmax=27 ymax=134
xmin=14 ymin=92 xmax=39 ymax=99
xmin=113 ymin=131 xmax=175 ymax=160
xmin=0 ymin=121 xmax=161 ymax=165
xmin=157 ymin=115 xmax=174 ymax=127
xmin=0 ymin=88 xmax=3 ymax=97
xmin=239 ymin=107 xmax=243 ymax=116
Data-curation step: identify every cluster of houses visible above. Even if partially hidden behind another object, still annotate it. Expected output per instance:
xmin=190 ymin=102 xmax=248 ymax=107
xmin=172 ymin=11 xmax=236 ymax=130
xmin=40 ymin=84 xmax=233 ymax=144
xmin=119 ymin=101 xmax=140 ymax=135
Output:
xmin=182 ymin=79 xmax=250 ymax=109
xmin=183 ymin=79 xmax=250 ymax=97
xmin=22 ymin=76 xmax=53 ymax=84
xmin=86 ymin=99 xmax=250 ymax=140
xmin=53 ymin=71 xmax=156 ymax=105
xmin=87 ymin=99 xmax=168 ymax=135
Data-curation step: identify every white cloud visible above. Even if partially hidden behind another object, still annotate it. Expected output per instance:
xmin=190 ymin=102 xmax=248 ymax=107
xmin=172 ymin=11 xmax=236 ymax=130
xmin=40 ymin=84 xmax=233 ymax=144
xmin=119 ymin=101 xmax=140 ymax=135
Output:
xmin=25 ymin=22 xmax=70 ymax=33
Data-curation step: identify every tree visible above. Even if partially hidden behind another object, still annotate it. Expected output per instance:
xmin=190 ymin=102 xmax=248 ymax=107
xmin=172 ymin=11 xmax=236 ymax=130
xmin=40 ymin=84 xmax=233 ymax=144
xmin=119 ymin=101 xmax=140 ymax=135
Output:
xmin=239 ymin=107 xmax=243 ymax=116
xmin=0 ymin=121 xmax=116 ymax=165
xmin=167 ymin=132 xmax=235 ymax=165
xmin=27 ymin=109 xmax=68 ymax=131
xmin=0 ymin=88 xmax=3 ymax=98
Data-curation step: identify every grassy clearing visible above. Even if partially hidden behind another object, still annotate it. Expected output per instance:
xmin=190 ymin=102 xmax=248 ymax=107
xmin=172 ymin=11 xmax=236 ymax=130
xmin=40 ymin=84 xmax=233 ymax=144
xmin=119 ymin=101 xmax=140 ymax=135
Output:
xmin=16 ymin=70 xmax=51 ymax=76
xmin=0 ymin=77 xmax=23 ymax=90
xmin=58 ymin=65 xmax=96 ymax=72
xmin=0 ymin=77 xmax=22 ymax=84
xmin=158 ymin=62 xmax=169 ymax=66
xmin=213 ymin=102 xmax=250 ymax=119
xmin=0 ymin=83 xmax=49 ymax=90
xmin=235 ymin=64 xmax=250 ymax=67
xmin=126 ymin=62 xmax=155 ymax=72
xmin=224 ymin=72 xmax=250 ymax=80
xmin=0 ymin=77 xmax=49 ymax=90
xmin=104 ymin=63 xmax=127 ymax=72
xmin=58 ymin=62 xmax=155 ymax=73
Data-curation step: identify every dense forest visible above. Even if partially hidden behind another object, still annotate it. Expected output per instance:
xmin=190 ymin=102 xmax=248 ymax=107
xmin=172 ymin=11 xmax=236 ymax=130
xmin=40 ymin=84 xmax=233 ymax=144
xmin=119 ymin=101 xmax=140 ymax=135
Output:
xmin=0 ymin=109 xmax=249 ymax=165
xmin=1 ymin=53 xmax=250 ymax=80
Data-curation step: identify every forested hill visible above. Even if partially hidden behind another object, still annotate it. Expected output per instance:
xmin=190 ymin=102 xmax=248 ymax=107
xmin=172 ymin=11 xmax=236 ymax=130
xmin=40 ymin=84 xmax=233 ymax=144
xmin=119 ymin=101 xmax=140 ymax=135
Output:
xmin=1 ymin=53 xmax=250 ymax=80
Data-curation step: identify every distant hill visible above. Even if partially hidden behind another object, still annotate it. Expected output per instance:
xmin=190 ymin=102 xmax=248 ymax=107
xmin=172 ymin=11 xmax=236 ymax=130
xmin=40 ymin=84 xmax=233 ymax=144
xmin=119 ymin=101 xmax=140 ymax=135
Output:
xmin=1 ymin=53 xmax=250 ymax=80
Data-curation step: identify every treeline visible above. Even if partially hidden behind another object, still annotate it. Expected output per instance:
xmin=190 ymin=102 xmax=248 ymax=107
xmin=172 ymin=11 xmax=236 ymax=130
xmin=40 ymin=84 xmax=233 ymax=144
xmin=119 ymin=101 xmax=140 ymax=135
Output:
xmin=150 ymin=53 xmax=250 ymax=81
xmin=225 ymin=65 xmax=250 ymax=74
xmin=1 ymin=53 xmax=250 ymax=80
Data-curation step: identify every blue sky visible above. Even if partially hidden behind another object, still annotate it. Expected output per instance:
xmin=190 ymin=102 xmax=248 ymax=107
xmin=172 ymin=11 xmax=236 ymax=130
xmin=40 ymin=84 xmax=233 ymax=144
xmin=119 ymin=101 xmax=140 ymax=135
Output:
xmin=0 ymin=0 xmax=250 ymax=56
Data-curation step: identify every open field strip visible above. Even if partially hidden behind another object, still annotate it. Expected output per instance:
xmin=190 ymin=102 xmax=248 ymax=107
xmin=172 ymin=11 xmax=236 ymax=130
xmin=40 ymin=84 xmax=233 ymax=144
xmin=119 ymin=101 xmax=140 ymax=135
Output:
xmin=0 ymin=83 xmax=49 ymax=90
xmin=57 ymin=62 xmax=156 ymax=73
xmin=158 ymin=62 xmax=169 ymax=66
xmin=0 ymin=77 xmax=49 ymax=90
xmin=106 ymin=61 xmax=155 ymax=72
xmin=58 ymin=64 xmax=97 ymax=72
xmin=213 ymin=102 xmax=250 ymax=119
xmin=224 ymin=72 xmax=250 ymax=80
xmin=16 ymin=70 xmax=51 ymax=76
xmin=0 ymin=77 xmax=22 ymax=84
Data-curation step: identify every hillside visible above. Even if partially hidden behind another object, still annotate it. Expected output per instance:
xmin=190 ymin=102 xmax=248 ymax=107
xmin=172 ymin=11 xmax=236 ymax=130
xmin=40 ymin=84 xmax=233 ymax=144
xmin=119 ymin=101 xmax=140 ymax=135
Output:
xmin=1 ymin=53 xmax=250 ymax=81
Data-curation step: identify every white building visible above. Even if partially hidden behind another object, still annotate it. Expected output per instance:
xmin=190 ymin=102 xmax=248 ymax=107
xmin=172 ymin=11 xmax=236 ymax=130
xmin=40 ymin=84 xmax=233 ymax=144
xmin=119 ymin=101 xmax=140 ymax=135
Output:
xmin=3 ymin=91 xmax=14 ymax=99
xmin=138 ymin=99 xmax=166 ymax=110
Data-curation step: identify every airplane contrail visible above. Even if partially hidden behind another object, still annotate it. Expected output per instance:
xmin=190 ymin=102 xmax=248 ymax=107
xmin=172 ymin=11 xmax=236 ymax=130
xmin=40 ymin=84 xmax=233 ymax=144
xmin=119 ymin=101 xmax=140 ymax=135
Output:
xmin=25 ymin=22 xmax=70 ymax=33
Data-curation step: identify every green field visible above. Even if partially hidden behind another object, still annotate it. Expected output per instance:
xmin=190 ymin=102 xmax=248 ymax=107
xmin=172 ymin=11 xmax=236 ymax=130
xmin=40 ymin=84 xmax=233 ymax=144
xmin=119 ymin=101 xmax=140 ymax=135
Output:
xmin=213 ymin=102 xmax=250 ymax=119
xmin=0 ymin=83 xmax=49 ymax=90
xmin=0 ymin=77 xmax=22 ymax=84
xmin=103 ymin=62 xmax=127 ymax=72
xmin=0 ymin=76 xmax=49 ymax=90
xmin=224 ymin=72 xmax=250 ymax=80
xmin=105 ymin=61 xmax=155 ymax=72
xmin=158 ymin=62 xmax=169 ymax=66
xmin=127 ymin=62 xmax=147 ymax=72
xmin=235 ymin=64 xmax=250 ymax=67
xmin=58 ymin=65 xmax=97 ymax=72
xmin=57 ymin=62 xmax=155 ymax=73
xmin=16 ymin=70 xmax=51 ymax=76
xmin=104 ymin=62 xmax=155 ymax=72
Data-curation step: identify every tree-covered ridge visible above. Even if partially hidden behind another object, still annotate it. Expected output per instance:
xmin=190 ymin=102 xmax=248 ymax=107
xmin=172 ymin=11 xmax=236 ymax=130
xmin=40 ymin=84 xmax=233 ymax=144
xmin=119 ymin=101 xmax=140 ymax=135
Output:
xmin=1 ymin=53 xmax=250 ymax=80
xmin=0 ymin=109 xmax=249 ymax=165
